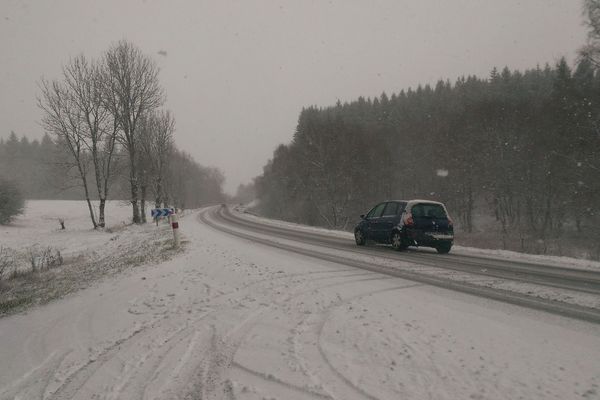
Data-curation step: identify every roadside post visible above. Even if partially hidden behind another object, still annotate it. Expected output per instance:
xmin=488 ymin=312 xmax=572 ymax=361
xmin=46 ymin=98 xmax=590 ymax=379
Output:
xmin=170 ymin=211 xmax=180 ymax=248
xmin=151 ymin=208 xmax=179 ymax=248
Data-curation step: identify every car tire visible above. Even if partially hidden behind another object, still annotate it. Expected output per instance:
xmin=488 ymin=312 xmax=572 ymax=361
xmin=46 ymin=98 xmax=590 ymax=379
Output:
xmin=355 ymin=229 xmax=366 ymax=246
xmin=391 ymin=232 xmax=407 ymax=251
xmin=436 ymin=242 xmax=452 ymax=254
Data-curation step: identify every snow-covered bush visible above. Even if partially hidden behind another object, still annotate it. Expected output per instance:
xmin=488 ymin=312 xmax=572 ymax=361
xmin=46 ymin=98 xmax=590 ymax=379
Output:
xmin=27 ymin=245 xmax=63 ymax=272
xmin=0 ymin=179 xmax=24 ymax=225
xmin=0 ymin=246 xmax=16 ymax=279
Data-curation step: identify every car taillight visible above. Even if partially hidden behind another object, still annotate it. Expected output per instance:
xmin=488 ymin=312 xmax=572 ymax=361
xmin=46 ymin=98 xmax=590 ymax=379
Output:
xmin=404 ymin=213 xmax=414 ymax=226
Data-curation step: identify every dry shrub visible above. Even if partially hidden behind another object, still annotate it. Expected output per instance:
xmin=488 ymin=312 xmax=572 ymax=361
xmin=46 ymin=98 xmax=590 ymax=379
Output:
xmin=0 ymin=246 xmax=16 ymax=279
xmin=26 ymin=245 xmax=63 ymax=272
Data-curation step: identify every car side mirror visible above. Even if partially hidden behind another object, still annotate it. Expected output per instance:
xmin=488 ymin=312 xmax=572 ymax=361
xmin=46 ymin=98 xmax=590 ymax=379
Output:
xmin=360 ymin=214 xmax=365 ymax=219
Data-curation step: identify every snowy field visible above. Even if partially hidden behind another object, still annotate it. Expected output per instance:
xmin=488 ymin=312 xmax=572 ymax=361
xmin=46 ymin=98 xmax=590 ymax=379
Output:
xmin=0 ymin=204 xmax=599 ymax=399
xmin=0 ymin=200 xmax=177 ymax=269
xmin=0 ymin=200 xmax=177 ymax=314
xmin=1 ymin=199 xmax=135 ymax=254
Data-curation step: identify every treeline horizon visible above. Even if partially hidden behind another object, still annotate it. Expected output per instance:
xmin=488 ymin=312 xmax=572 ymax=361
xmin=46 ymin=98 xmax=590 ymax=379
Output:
xmin=27 ymin=40 xmax=228 ymax=228
xmin=254 ymin=59 xmax=600 ymax=259
xmin=0 ymin=131 xmax=226 ymax=210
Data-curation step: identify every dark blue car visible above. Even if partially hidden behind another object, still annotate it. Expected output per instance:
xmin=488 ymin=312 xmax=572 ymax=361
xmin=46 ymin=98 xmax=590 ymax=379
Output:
xmin=354 ymin=199 xmax=454 ymax=253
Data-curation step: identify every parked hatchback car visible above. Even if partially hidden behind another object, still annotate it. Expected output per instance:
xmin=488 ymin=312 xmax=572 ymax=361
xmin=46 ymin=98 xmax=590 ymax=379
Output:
xmin=354 ymin=200 xmax=454 ymax=253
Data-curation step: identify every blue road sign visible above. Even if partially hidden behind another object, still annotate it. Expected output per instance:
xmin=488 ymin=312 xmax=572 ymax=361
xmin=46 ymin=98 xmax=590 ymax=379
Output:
xmin=151 ymin=208 xmax=174 ymax=218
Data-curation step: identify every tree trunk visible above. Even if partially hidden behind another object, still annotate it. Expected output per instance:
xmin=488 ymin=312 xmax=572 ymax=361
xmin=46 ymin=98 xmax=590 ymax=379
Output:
xmin=98 ymin=198 xmax=106 ymax=228
xmin=130 ymin=190 xmax=140 ymax=224
xmin=141 ymin=184 xmax=147 ymax=223
xmin=466 ymin=186 xmax=473 ymax=233
xmin=85 ymin=197 xmax=97 ymax=229
xmin=78 ymin=166 xmax=97 ymax=229
xmin=129 ymin=147 xmax=141 ymax=224
xmin=155 ymin=177 xmax=162 ymax=209
xmin=92 ymin=142 xmax=106 ymax=228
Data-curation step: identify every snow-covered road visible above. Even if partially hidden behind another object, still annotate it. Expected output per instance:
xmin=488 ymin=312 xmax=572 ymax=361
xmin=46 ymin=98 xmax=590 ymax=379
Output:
xmin=1 ymin=207 xmax=599 ymax=399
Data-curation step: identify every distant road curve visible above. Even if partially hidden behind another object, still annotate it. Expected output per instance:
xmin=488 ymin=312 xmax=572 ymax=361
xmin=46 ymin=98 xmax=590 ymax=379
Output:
xmin=199 ymin=206 xmax=600 ymax=324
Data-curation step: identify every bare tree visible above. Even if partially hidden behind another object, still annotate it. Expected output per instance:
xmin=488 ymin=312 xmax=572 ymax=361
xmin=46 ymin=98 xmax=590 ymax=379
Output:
xmin=38 ymin=55 xmax=119 ymax=229
xmin=138 ymin=110 xmax=175 ymax=221
xmin=580 ymin=0 xmax=600 ymax=67
xmin=102 ymin=40 xmax=164 ymax=223
xmin=63 ymin=55 xmax=118 ymax=227
xmin=38 ymin=77 xmax=97 ymax=228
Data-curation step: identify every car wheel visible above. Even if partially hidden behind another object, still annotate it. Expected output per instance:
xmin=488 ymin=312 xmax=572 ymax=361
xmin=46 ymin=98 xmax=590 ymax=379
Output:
xmin=391 ymin=232 xmax=406 ymax=251
xmin=436 ymin=242 xmax=452 ymax=254
xmin=355 ymin=229 xmax=366 ymax=246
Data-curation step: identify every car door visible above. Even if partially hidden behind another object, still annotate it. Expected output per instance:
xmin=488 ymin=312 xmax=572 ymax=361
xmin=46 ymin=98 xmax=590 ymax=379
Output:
xmin=374 ymin=202 xmax=399 ymax=242
xmin=364 ymin=202 xmax=386 ymax=240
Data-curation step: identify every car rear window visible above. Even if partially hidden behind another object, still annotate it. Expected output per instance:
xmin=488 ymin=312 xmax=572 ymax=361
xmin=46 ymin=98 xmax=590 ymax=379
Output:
xmin=411 ymin=203 xmax=447 ymax=219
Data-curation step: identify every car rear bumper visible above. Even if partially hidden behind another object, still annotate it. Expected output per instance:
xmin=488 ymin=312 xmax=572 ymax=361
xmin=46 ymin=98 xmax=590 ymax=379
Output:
xmin=405 ymin=230 xmax=453 ymax=246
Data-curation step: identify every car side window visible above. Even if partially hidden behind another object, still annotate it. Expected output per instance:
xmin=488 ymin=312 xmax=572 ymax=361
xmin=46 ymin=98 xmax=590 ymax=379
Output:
xmin=398 ymin=202 xmax=407 ymax=214
xmin=367 ymin=203 xmax=386 ymax=218
xmin=382 ymin=202 xmax=398 ymax=216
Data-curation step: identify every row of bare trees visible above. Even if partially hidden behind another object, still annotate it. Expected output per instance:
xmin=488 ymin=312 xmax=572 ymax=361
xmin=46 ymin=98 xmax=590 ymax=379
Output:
xmin=0 ymin=132 xmax=227 ymax=218
xmin=138 ymin=111 xmax=175 ymax=223
xmin=38 ymin=41 xmax=174 ymax=227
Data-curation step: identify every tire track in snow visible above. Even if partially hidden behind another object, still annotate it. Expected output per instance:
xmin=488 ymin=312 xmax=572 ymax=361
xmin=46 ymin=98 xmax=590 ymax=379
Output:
xmin=178 ymin=271 xmax=384 ymax=399
xmin=34 ymin=209 xmax=440 ymax=399
xmin=118 ymin=258 xmax=370 ymax=398
xmin=0 ymin=350 xmax=71 ymax=400
xmin=46 ymin=323 xmax=149 ymax=400
xmin=202 ymin=207 xmax=600 ymax=324
xmin=8 ymin=258 xmax=360 ymax=399
xmin=231 ymin=361 xmax=333 ymax=400
xmin=291 ymin=283 xmax=423 ymax=400
xmin=227 ymin=272 xmax=405 ymax=399
xmin=105 ymin=315 xmax=214 ymax=400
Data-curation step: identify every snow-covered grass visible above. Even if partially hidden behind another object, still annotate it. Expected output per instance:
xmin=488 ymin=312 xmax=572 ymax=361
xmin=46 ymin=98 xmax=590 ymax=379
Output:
xmin=452 ymin=245 xmax=600 ymax=271
xmin=1 ymin=199 xmax=133 ymax=250
xmin=0 ymin=200 xmax=182 ymax=315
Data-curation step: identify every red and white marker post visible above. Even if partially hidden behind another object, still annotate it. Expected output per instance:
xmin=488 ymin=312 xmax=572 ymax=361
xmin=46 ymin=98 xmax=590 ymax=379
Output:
xmin=169 ymin=210 xmax=180 ymax=248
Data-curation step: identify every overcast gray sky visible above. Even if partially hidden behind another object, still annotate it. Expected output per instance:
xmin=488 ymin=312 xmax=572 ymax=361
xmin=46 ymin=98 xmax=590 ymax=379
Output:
xmin=0 ymin=0 xmax=588 ymax=193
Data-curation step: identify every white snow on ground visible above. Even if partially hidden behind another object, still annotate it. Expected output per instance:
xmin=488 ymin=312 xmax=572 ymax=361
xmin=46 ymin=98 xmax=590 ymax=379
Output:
xmin=0 ymin=204 xmax=599 ymax=399
xmin=0 ymin=200 xmax=135 ymax=268
xmin=234 ymin=206 xmax=600 ymax=271
xmin=1 ymin=200 xmax=133 ymax=247
xmin=216 ymin=210 xmax=600 ymax=310
xmin=0 ymin=200 xmax=178 ymax=314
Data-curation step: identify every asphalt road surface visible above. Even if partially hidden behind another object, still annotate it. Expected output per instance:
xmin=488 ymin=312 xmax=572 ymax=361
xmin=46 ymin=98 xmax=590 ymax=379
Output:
xmin=205 ymin=206 xmax=600 ymax=324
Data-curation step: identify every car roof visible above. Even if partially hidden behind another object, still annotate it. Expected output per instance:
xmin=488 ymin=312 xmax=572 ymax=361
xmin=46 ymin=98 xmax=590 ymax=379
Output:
xmin=406 ymin=199 xmax=445 ymax=206
xmin=382 ymin=199 xmax=444 ymax=205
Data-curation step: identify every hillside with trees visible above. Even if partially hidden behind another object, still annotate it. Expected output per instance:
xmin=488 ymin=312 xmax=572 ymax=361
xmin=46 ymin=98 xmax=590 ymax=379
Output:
xmin=254 ymin=58 xmax=600 ymax=259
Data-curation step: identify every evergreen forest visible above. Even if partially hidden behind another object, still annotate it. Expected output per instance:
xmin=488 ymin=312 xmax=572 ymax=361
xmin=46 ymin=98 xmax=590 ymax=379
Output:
xmin=255 ymin=59 xmax=600 ymax=258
